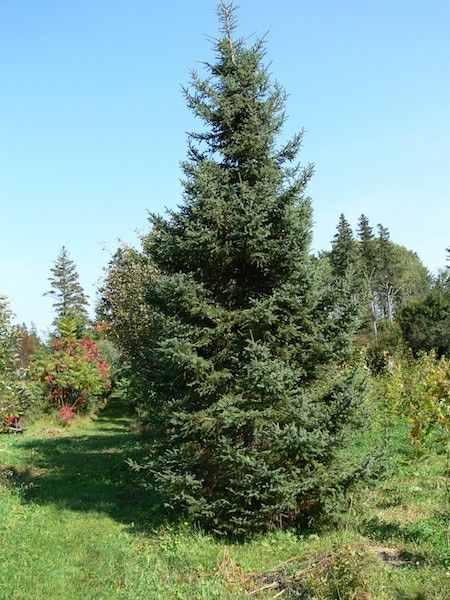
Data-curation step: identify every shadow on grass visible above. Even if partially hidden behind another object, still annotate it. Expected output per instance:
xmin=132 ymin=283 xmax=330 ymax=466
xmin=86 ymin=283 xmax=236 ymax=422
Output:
xmin=16 ymin=401 xmax=169 ymax=535
xmin=360 ymin=515 xmax=446 ymax=549
xmin=360 ymin=517 xmax=410 ymax=542
xmin=394 ymin=592 xmax=429 ymax=600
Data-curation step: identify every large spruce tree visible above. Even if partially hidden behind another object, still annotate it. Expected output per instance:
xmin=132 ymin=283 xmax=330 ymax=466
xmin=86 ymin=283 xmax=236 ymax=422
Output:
xmin=135 ymin=3 xmax=368 ymax=535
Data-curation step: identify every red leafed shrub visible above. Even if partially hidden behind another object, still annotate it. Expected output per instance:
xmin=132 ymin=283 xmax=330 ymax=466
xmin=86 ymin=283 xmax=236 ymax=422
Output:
xmin=30 ymin=318 xmax=111 ymax=423
xmin=58 ymin=405 xmax=75 ymax=424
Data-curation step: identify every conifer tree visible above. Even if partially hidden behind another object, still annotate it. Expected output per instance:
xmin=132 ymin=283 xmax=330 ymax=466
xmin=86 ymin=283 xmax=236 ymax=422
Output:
xmin=357 ymin=214 xmax=375 ymax=275
xmin=329 ymin=213 xmax=356 ymax=278
xmin=356 ymin=215 xmax=380 ymax=334
xmin=45 ymin=247 xmax=89 ymax=328
xmin=134 ymin=2 xmax=369 ymax=535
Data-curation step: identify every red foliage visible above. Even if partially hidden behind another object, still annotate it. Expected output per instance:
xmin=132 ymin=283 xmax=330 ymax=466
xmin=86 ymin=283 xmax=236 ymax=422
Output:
xmin=58 ymin=405 xmax=75 ymax=424
xmin=32 ymin=333 xmax=111 ymax=425
xmin=80 ymin=339 xmax=110 ymax=381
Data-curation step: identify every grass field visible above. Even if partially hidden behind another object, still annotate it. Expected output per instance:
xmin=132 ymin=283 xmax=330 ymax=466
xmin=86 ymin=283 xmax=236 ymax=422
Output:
xmin=0 ymin=401 xmax=448 ymax=599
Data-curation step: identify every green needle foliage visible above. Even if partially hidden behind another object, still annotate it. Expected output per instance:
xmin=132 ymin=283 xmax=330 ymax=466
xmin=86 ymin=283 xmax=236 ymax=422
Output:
xmin=122 ymin=2 xmax=371 ymax=536
xmin=45 ymin=246 xmax=89 ymax=330
xmin=329 ymin=213 xmax=357 ymax=279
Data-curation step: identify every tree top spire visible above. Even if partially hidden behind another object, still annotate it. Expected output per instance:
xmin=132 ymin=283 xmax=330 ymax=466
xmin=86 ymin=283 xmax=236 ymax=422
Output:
xmin=217 ymin=2 xmax=238 ymax=39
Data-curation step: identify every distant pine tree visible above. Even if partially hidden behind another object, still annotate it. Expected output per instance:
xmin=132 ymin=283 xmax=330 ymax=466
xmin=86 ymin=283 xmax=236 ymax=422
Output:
xmin=131 ymin=2 xmax=371 ymax=536
xmin=357 ymin=214 xmax=375 ymax=275
xmin=356 ymin=215 xmax=380 ymax=334
xmin=330 ymin=213 xmax=356 ymax=278
xmin=45 ymin=247 xmax=89 ymax=329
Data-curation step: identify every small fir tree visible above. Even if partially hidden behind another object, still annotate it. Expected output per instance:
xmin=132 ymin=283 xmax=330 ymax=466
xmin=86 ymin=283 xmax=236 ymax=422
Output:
xmin=45 ymin=246 xmax=89 ymax=329
xmin=130 ymin=2 xmax=370 ymax=535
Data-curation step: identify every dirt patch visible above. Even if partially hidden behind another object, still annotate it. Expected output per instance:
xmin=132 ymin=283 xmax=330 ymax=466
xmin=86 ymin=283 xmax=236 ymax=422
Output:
xmin=369 ymin=545 xmax=423 ymax=568
xmin=0 ymin=465 xmax=33 ymax=485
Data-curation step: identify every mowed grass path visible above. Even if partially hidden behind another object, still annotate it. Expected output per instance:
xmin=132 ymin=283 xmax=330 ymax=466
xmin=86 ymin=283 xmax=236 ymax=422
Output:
xmin=1 ymin=402 xmax=277 ymax=599
xmin=0 ymin=402 xmax=448 ymax=599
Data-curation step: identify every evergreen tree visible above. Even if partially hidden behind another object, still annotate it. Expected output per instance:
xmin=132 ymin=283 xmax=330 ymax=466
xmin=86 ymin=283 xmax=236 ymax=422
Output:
xmin=357 ymin=214 xmax=375 ymax=275
xmin=45 ymin=247 xmax=89 ymax=328
xmin=398 ymin=248 xmax=450 ymax=357
xmin=329 ymin=213 xmax=356 ymax=278
xmin=355 ymin=214 xmax=378 ymax=334
xmin=132 ymin=2 xmax=369 ymax=535
xmin=398 ymin=288 xmax=450 ymax=357
xmin=376 ymin=223 xmax=391 ymax=256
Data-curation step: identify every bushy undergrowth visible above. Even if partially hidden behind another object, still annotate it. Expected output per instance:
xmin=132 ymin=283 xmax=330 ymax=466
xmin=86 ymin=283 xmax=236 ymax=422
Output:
xmin=369 ymin=351 xmax=450 ymax=447
xmin=29 ymin=318 xmax=111 ymax=423
xmin=0 ymin=296 xmax=31 ymax=430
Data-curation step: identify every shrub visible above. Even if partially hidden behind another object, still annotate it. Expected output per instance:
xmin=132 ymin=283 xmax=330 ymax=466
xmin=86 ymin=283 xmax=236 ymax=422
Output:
xmin=370 ymin=352 xmax=450 ymax=446
xmin=30 ymin=318 xmax=111 ymax=423
xmin=363 ymin=322 xmax=405 ymax=374
xmin=398 ymin=287 xmax=450 ymax=357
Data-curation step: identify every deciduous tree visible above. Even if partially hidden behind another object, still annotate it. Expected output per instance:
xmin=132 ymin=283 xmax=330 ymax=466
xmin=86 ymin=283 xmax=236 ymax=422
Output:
xmin=0 ymin=296 xmax=28 ymax=428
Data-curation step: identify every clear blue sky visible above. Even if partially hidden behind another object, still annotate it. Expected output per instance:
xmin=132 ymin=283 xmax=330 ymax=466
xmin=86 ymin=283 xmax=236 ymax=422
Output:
xmin=1 ymin=1 xmax=449 ymax=332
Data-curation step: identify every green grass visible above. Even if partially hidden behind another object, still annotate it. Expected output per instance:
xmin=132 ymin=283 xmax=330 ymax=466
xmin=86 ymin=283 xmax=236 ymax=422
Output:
xmin=0 ymin=402 xmax=448 ymax=599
